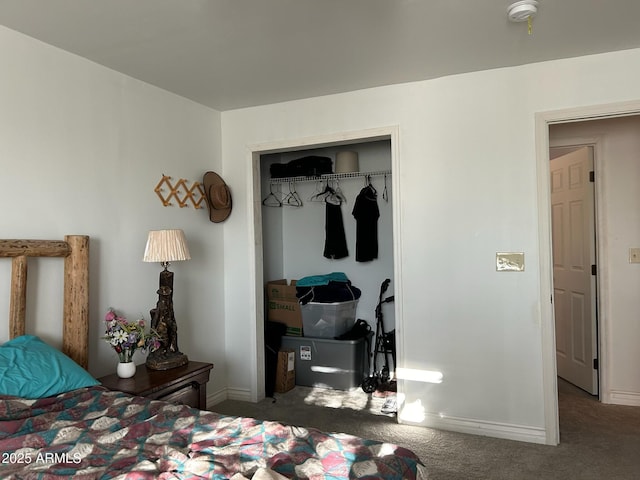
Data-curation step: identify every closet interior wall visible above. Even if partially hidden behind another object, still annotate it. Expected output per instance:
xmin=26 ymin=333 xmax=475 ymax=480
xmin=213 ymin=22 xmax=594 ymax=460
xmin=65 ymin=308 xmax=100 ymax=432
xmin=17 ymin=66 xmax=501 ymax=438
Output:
xmin=260 ymin=140 xmax=395 ymax=334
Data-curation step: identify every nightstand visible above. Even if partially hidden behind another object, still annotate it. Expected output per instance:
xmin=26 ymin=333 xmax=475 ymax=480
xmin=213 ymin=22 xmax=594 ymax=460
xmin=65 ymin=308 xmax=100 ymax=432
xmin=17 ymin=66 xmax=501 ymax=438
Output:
xmin=98 ymin=361 xmax=213 ymax=410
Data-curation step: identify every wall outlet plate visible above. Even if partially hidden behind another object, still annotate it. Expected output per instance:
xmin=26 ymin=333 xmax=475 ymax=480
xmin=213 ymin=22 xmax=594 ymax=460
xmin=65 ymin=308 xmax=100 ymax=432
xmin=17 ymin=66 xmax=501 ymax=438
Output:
xmin=630 ymin=248 xmax=640 ymax=264
xmin=496 ymin=252 xmax=525 ymax=271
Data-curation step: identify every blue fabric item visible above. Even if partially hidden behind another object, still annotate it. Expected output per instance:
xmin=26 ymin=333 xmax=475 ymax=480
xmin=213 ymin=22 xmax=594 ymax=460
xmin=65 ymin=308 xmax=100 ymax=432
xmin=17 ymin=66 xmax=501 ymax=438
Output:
xmin=0 ymin=335 xmax=99 ymax=399
xmin=296 ymin=272 xmax=349 ymax=287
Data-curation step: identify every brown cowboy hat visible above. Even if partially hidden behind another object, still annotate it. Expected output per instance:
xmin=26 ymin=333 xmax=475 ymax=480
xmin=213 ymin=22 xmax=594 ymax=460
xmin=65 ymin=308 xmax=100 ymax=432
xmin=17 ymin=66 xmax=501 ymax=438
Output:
xmin=203 ymin=171 xmax=232 ymax=223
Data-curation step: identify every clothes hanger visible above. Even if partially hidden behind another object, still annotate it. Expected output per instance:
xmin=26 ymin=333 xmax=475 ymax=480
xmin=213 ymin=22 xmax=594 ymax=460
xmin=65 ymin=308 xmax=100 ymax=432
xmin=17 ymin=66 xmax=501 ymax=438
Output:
xmin=333 ymin=179 xmax=347 ymax=204
xmin=382 ymin=174 xmax=389 ymax=202
xmin=309 ymin=179 xmax=329 ymax=202
xmin=310 ymin=181 xmax=334 ymax=203
xmin=283 ymin=180 xmax=303 ymax=207
xmin=362 ymin=175 xmax=377 ymax=198
xmin=291 ymin=181 xmax=304 ymax=206
xmin=367 ymin=175 xmax=377 ymax=195
xmin=281 ymin=182 xmax=294 ymax=206
xmin=322 ymin=180 xmax=344 ymax=205
xmin=262 ymin=182 xmax=282 ymax=207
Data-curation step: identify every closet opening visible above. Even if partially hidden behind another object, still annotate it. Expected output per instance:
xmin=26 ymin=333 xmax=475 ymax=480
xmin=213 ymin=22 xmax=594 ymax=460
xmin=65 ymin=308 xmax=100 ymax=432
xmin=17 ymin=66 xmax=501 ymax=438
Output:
xmin=252 ymin=129 xmax=401 ymax=419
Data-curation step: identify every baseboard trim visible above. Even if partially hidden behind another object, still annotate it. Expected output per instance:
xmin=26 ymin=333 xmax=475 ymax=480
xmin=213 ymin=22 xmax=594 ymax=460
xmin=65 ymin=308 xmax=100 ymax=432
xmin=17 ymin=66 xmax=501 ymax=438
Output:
xmin=609 ymin=390 xmax=640 ymax=406
xmin=226 ymin=387 xmax=252 ymax=402
xmin=206 ymin=387 xmax=253 ymax=410
xmin=401 ymin=412 xmax=548 ymax=445
xmin=206 ymin=389 xmax=228 ymax=409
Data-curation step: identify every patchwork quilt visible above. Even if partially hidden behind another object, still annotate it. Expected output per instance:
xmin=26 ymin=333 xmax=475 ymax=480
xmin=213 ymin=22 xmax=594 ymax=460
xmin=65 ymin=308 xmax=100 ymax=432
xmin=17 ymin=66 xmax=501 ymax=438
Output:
xmin=0 ymin=387 xmax=426 ymax=479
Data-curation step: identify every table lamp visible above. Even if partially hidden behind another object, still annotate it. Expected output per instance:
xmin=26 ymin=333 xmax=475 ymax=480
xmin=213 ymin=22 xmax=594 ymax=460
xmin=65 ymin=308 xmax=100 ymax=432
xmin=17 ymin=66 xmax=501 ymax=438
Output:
xmin=143 ymin=229 xmax=190 ymax=370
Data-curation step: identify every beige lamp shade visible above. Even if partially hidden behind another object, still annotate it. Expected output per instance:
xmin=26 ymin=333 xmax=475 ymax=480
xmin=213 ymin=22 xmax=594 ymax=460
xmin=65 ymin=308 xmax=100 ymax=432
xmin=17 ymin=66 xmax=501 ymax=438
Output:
xmin=143 ymin=229 xmax=191 ymax=263
xmin=335 ymin=151 xmax=359 ymax=173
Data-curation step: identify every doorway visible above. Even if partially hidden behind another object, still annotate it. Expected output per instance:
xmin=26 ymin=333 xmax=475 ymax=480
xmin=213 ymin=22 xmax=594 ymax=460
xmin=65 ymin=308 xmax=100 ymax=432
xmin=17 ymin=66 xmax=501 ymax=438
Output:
xmin=249 ymin=126 xmax=402 ymax=417
xmin=537 ymin=100 xmax=640 ymax=444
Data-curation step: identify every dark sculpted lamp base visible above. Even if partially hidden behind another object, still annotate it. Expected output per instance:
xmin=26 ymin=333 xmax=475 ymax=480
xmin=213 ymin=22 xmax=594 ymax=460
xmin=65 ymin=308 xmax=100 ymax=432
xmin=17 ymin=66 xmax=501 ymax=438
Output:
xmin=146 ymin=269 xmax=188 ymax=371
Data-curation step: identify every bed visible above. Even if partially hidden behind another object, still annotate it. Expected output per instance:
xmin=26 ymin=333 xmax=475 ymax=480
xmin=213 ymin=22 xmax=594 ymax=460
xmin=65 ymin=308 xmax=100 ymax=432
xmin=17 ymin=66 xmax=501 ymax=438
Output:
xmin=0 ymin=235 xmax=426 ymax=479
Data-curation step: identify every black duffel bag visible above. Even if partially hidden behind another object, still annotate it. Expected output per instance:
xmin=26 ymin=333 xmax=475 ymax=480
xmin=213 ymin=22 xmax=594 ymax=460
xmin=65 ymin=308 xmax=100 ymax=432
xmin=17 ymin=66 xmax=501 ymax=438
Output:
xmin=270 ymin=155 xmax=333 ymax=178
xmin=269 ymin=163 xmax=289 ymax=178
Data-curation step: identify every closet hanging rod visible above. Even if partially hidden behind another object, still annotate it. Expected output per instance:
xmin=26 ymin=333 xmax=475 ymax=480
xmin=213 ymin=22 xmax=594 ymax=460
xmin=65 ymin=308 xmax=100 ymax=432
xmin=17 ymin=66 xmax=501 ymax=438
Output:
xmin=269 ymin=169 xmax=391 ymax=184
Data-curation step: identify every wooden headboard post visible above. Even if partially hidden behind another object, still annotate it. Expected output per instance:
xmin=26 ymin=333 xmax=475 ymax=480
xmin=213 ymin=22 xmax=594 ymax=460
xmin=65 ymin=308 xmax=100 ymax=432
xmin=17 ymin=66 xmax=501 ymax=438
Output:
xmin=63 ymin=235 xmax=89 ymax=369
xmin=9 ymin=254 xmax=28 ymax=339
xmin=0 ymin=235 xmax=90 ymax=369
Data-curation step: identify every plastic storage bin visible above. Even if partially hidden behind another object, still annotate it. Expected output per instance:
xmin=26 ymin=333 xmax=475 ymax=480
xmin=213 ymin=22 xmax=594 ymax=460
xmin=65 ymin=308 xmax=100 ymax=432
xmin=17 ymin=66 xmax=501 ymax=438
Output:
xmin=281 ymin=334 xmax=371 ymax=390
xmin=300 ymin=300 xmax=358 ymax=338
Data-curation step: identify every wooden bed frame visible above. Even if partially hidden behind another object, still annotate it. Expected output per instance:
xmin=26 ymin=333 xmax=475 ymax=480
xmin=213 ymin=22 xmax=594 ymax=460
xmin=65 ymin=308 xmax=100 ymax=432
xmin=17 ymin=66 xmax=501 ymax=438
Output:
xmin=0 ymin=235 xmax=89 ymax=368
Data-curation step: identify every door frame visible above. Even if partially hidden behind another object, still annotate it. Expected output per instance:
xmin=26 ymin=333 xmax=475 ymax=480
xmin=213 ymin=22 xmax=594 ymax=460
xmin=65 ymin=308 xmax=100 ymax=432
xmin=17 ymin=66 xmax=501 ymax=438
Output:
xmin=536 ymin=99 xmax=640 ymax=445
xmin=247 ymin=125 xmax=403 ymax=404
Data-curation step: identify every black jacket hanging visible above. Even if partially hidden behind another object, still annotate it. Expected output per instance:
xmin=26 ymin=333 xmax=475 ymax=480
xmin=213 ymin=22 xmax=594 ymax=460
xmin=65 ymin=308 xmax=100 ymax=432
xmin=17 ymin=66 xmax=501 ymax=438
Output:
xmin=323 ymin=202 xmax=349 ymax=259
xmin=352 ymin=185 xmax=379 ymax=262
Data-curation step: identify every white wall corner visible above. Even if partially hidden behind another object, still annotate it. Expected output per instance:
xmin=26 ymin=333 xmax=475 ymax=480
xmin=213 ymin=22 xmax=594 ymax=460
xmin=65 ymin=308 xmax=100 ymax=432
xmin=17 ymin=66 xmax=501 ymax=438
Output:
xmin=207 ymin=387 xmax=253 ymax=410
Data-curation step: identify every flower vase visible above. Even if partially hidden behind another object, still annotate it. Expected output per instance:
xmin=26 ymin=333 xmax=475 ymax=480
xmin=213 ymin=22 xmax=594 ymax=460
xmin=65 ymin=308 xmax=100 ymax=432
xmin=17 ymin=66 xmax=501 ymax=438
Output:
xmin=117 ymin=361 xmax=136 ymax=379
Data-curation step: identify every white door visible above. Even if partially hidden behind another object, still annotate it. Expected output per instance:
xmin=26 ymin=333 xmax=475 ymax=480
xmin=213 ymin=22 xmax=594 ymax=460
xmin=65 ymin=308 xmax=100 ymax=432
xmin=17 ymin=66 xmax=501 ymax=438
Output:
xmin=551 ymin=146 xmax=598 ymax=395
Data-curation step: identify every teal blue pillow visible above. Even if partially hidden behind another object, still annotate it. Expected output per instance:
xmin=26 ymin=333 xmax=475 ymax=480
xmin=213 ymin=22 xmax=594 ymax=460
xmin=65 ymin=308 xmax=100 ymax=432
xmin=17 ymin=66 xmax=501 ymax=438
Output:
xmin=0 ymin=335 xmax=99 ymax=399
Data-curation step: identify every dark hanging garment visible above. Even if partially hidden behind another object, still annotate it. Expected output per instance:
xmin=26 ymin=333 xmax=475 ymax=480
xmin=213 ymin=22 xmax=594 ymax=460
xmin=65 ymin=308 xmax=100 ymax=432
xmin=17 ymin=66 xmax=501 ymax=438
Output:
xmin=352 ymin=185 xmax=380 ymax=262
xmin=323 ymin=202 xmax=349 ymax=259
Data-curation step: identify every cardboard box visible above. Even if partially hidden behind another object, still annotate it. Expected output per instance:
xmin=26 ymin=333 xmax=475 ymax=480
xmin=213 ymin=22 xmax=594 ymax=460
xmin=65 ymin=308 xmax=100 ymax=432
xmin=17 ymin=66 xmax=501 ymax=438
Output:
xmin=266 ymin=279 xmax=298 ymax=302
xmin=274 ymin=349 xmax=295 ymax=393
xmin=266 ymin=279 xmax=303 ymax=336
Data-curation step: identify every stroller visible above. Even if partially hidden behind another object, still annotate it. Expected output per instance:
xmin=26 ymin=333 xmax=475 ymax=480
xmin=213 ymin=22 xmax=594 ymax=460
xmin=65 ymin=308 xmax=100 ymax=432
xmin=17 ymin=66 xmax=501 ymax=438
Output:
xmin=361 ymin=279 xmax=396 ymax=394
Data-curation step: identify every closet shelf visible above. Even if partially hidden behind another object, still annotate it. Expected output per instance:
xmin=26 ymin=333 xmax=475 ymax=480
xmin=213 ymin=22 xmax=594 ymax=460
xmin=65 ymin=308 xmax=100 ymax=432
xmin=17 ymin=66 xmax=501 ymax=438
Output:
xmin=269 ymin=170 xmax=391 ymax=184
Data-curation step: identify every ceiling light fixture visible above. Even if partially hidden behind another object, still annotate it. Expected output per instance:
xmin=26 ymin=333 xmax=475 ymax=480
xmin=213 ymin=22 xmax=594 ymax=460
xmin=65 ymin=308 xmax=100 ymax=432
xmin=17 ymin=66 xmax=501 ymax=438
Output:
xmin=507 ymin=0 xmax=539 ymax=34
xmin=507 ymin=0 xmax=538 ymax=22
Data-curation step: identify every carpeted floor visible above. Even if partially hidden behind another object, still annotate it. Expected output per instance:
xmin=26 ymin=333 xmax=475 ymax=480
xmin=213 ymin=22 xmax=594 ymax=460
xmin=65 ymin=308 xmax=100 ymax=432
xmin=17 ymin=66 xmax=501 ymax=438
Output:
xmin=213 ymin=379 xmax=640 ymax=479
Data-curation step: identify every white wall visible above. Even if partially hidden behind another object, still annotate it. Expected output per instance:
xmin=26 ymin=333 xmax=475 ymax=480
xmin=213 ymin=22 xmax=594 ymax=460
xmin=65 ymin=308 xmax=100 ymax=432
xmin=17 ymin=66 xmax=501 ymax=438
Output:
xmin=550 ymin=116 xmax=640 ymax=404
xmin=221 ymin=48 xmax=640 ymax=443
xmin=0 ymin=26 xmax=227 ymax=393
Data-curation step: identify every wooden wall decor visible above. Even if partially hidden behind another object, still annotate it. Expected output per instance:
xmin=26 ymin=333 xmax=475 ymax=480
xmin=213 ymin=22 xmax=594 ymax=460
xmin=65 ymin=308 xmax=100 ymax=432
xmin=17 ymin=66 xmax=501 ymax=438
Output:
xmin=154 ymin=174 xmax=205 ymax=209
